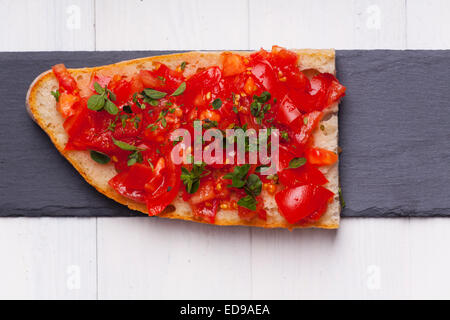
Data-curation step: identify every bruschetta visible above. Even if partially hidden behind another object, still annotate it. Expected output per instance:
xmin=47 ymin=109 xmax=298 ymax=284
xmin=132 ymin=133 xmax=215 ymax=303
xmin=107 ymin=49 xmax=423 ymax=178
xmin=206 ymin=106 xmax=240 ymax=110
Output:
xmin=26 ymin=46 xmax=345 ymax=229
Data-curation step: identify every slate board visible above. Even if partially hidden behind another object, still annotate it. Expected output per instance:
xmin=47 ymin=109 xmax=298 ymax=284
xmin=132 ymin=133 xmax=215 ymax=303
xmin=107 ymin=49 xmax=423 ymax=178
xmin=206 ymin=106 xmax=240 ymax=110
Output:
xmin=0 ymin=50 xmax=449 ymax=217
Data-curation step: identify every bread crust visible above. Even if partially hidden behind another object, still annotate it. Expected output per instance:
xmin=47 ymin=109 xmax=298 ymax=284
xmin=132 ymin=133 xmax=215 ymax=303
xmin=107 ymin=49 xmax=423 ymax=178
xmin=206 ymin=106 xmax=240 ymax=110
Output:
xmin=26 ymin=50 xmax=340 ymax=229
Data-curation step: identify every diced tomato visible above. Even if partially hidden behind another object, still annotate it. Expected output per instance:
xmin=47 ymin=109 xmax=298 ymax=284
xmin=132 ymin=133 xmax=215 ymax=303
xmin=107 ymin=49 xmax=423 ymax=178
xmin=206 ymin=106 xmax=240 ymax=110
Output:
xmin=189 ymin=179 xmax=216 ymax=205
xmin=275 ymin=95 xmax=301 ymax=127
xmin=277 ymin=145 xmax=297 ymax=170
xmin=278 ymin=164 xmax=328 ymax=187
xmin=283 ymin=66 xmax=310 ymax=92
xmin=109 ymin=75 xmax=132 ymax=105
xmin=62 ymin=99 xmax=88 ymax=137
xmin=222 ymin=52 xmax=246 ymax=77
xmin=52 ymin=64 xmax=78 ymax=93
xmin=130 ymin=74 xmax=144 ymax=94
xmin=297 ymin=73 xmax=346 ymax=112
xmin=192 ymin=199 xmax=219 ymax=223
xmin=215 ymin=175 xmax=231 ymax=199
xmin=108 ymin=163 xmax=154 ymax=202
xmin=89 ymin=73 xmax=111 ymax=92
xmin=139 ymin=69 xmax=165 ymax=89
xmin=305 ymin=148 xmax=338 ymax=166
xmin=292 ymin=111 xmax=323 ymax=147
xmin=238 ymin=195 xmax=266 ymax=221
xmin=243 ymin=76 xmax=258 ymax=95
xmin=275 ymin=184 xmax=334 ymax=224
xmin=270 ymin=45 xmax=299 ymax=67
xmin=112 ymin=112 xmax=143 ymax=139
xmin=145 ymin=156 xmax=181 ymax=216
xmin=250 ymin=61 xmax=277 ymax=92
xmin=57 ymin=93 xmax=80 ymax=118
xmin=186 ymin=66 xmax=222 ymax=92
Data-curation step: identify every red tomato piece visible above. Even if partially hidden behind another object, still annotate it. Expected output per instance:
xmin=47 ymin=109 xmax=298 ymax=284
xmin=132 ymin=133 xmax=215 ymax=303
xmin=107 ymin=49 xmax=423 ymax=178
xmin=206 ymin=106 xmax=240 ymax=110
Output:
xmin=52 ymin=64 xmax=78 ymax=93
xmin=108 ymin=163 xmax=154 ymax=202
xmin=278 ymin=164 xmax=328 ymax=187
xmin=243 ymin=76 xmax=258 ymax=95
xmin=238 ymin=195 xmax=266 ymax=221
xmin=189 ymin=179 xmax=216 ymax=205
xmin=292 ymin=111 xmax=323 ymax=147
xmin=305 ymin=148 xmax=338 ymax=166
xmin=130 ymin=74 xmax=144 ymax=94
xmin=300 ymin=73 xmax=346 ymax=112
xmin=89 ymin=73 xmax=111 ymax=92
xmin=109 ymin=75 xmax=132 ymax=105
xmin=275 ymin=184 xmax=334 ymax=224
xmin=139 ymin=69 xmax=165 ymax=89
xmin=275 ymin=95 xmax=301 ymax=127
xmin=186 ymin=66 xmax=222 ymax=92
xmin=192 ymin=199 xmax=219 ymax=223
xmin=270 ymin=45 xmax=299 ymax=67
xmin=62 ymin=99 xmax=88 ymax=137
xmin=250 ymin=61 xmax=277 ymax=92
xmin=283 ymin=66 xmax=310 ymax=92
xmin=57 ymin=92 xmax=80 ymax=118
xmin=221 ymin=52 xmax=246 ymax=77
xmin=145 ymin=156 xmax=181 ymax=216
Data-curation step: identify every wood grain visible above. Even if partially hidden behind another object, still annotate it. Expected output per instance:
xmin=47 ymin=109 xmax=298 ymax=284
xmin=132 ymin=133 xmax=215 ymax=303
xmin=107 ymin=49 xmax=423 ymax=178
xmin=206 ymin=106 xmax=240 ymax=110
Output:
xmin=0 ymin=0 xmax=97 ymax=299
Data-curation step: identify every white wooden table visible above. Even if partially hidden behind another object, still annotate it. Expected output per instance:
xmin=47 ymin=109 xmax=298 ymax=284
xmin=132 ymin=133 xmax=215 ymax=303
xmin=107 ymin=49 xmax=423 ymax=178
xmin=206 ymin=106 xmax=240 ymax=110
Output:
xmin=1 ymin=0 xmax=449 ymax=299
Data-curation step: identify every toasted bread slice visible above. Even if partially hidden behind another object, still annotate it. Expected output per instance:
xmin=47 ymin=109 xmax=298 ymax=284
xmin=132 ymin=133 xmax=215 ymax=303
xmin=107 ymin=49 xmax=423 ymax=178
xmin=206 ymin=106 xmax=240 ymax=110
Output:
xmin=26 ymin=50 xmax=341 ymax=229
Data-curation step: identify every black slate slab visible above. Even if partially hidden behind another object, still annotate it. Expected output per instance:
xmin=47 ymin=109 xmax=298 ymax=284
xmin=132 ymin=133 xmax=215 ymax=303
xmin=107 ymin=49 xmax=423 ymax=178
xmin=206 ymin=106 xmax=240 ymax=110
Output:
xmin=0 ymin=50 xmax=449 ymax=217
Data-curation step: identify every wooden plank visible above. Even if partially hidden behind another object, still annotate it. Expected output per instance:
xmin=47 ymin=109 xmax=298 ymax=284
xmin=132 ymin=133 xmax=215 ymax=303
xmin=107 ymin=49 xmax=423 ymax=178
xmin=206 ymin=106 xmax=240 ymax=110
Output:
xmin=249 ymin=0 xmax=406 ymax=49
xmin=0 ymin=0 xmax=97 ymax=300
xmin=251 ymin=219 xmax=412 ymax=299
xmin=95 ymin=0 xmax=249 ymax=50
xmin=407 ymin=0 xmax=450 ymax=48
xmin=0 ymin=0 xmax=95 ymax=51
xmin=406 ymin=0 xmax=450 ymax=299
xmin=0 ymin=218 xmax=97 ymax=299
xmin=97 ymin=218 xmax=252 ymax=299
xmin=410 ymin=218 xmax=450 ymax=299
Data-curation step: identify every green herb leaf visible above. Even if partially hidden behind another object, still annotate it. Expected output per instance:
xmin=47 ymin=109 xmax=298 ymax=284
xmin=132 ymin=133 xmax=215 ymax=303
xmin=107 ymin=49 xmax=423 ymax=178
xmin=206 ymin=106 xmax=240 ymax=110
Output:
xmin=180 ymin=61 xmax=187 ymax=71
xmin=224 ymin=165 xmax=262 ymax=211
xmin=127 ymin=157 xmax=137 ymax=166
xmin=289 ymin=157 xmax=306 ymax=169
xmin=104 ymin=100 xmax=119 ymax=115
xmin=180 ymin=163 xmax=210 ymax=194
xmin=143 ymin=89 xmax=167 ymax=100
xmin=203 ymin=119 xmax=218 ymax=129
xmin=112 ymin=137 xmax=138 ymax=151
xmin=171 ymin=82 xmax=186 ymax=96
xmin=254 ymin=91 xmax=271 ymax=103
xmin=87 ymin=94 xmax=106 ymax=111
xmin=122 ymin=105 xmax=133 ymax=114
xmin=127 ymin=150 xmax=143 ymax=167
xmin=255 ymin=165 xmax=269 ymax=173
xmin=90 ymin=150 xmax=110 ymax=164
xmin=250 ymin=92 xmax=272 ymax=124
xmin=339 ymin=187 xmax=346 ymax=208
xmin=107 ymin=89 xmax=116 ymax=102
xmin=51 ymin=90 xmax=60 ymax=102
xmin=281 ymin=131 xmax=289 ymax=141
xmin=224 ymin=164 xmax=251 ymax=181
xmin=246 ymin=174 xmax=262 ymax=196
xmin=93 ymin=82 xmax=105 ymax=95
xmin=237 ymin=195 xmax=257 ymax=211
xmin=211 ymin=98 xmax=222 ymax=110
